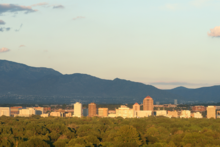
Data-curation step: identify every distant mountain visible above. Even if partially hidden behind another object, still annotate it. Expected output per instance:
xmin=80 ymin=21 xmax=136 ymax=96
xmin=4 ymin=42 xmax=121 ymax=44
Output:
xmin=0 ymin=60 xmax=181 ymax=104
xmin=1 ymin=60 xmax=220 ymax=104
xmin=167 ymin=86 xmax=220 ymax=103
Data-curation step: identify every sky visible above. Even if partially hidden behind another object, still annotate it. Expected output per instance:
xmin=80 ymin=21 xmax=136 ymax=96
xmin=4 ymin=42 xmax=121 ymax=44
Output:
xmin=1 ymin=0 xmax=220 ymax=89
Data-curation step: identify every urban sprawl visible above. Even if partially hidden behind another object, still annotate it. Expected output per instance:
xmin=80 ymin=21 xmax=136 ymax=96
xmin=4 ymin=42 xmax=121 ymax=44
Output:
xmin=0 ymin=96 xmax=219 ymax=119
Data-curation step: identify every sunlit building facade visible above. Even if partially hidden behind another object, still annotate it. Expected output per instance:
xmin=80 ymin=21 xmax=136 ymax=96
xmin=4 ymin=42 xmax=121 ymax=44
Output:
xmin=143 ymin=96 xmax=154 ymax=111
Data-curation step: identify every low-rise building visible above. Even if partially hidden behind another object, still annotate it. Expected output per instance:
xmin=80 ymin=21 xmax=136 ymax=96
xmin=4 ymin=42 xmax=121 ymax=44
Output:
xmin=136 ymin=111 xmax=152 ymax=118
xmin=0 ymin=107 xmax=11 ymax=117
xmin=17 ymin=108 xmax=36 ymax=117
xmin=10 ymin=106 xmax=22 ymax=116
xmin=217 ymin=111 xmax=220 ymax=118
xmin=65 ymin=113 xmax=72 ymax=117
xmin=108 ymin=110 xmax=116 ymax=114
xmin=180 ymin=110 xmax=191 ymax=118
xmin=191 ymin=106 xmax=206 ymax=112
xmin=167 ymin=111 xmax=178 ymax=118
xmin=41 ymin=113 xmax=49 ymax=117
xmin=116 ymin=105 xmax=135 ymax=118
xmin=34 ymin=107 xmax=44 ymax=115
xmin=191 ymin=112 xmax=203 ymax=118
xmin=108 ymin=113 xmax=117 ymax=118
xmin=50 ymin=112 xmax=64 ymax=117
xmin=156 ymin=110 xmax=167 ymax=117
xmin=43 ymin=107 xmax=51 ymax=113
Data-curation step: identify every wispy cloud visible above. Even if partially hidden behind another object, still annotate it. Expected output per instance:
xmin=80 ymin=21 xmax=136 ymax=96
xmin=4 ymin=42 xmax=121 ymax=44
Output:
xmin=19 ymin=45 xmax=25 ymax=47
xmin=0 ymin=20 xmax=5 ymax=25
xmin=0 ymin=27 xmax=11 ymax=32
xmin=0 ymin=4 xmax=37 ymax=14
xmin=73 ymin=16 xmax=85 ymax=20
xmin=31 ymin=3 xmax=48 ymax=7
xmin=208 ymin=26 xmax=220 ymax=37
xmin=0 ymin=47 xmax=10 ymax=53
xmin=15 ymin=24 xmax=23 ymax=32
xmin=53 ymin=5 xmax=64 ymax=9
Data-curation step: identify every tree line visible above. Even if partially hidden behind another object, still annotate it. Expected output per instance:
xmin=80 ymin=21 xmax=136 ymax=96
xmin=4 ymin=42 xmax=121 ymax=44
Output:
xmin=0 ymin=116 xmax=220 ymax=147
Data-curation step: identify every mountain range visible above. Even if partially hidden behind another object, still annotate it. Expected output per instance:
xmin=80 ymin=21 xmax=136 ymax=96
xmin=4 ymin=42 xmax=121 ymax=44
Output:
xmin=0 ymin=60 xmax=219 ymax=104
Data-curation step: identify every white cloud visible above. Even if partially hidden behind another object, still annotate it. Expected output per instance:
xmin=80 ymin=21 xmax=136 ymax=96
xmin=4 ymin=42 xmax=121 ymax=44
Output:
xmin=208 ymin=26 xmax=220 ymax=37
xmin=0 ymin=47 xmax=10 ymax=53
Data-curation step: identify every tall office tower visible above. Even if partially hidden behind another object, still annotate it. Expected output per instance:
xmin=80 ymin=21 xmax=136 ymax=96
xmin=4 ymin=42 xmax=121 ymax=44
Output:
xmin=174 ymin=99 xmax=177 ymax=105
xmin=143 ymin=96 xmax=154 ymax=111
xmin=207 ymin=106 xmax=216 ymax=119
xmin=133 ymin=103 xmax=140 ymax=111
xmin=88 ymin=103 xmax=97 ymax=117
xmin=74 ymin=102 xmax=82 ymax=117
xmin=98 ymin=108 xmax=108 ymax=117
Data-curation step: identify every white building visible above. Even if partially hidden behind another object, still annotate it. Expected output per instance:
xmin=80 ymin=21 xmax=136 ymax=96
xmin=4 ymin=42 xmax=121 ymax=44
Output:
xmin=73 ymin=102 xmax=82 ymax=117
xmin=41 ymin=113 xmax=49 ymax=117
xmin=17 ymin=108 xmax=36 ymax=117
xmin=192 ymin=112 xmax=203 ymax=118
xmin=156 ymin=110 xmax=167 ymax=117
xmin=0 ymin=107 xmax=11 ymax=117
xmin=180 ymin=110 xmax=191 ymax=118
xmin=116 ymin=105 xmax=135 ymax=118
xmin=136 ymin=111 xmax=152 ymax=118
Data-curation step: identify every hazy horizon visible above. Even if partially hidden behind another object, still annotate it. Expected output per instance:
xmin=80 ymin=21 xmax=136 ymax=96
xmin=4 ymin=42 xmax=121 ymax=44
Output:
xmin=1 ymin=0 xmax=220 ymax=89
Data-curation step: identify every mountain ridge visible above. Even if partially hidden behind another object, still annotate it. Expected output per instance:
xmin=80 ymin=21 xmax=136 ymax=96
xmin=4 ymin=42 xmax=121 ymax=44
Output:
xmin=0 ymin=59 xmax=220 ymax=104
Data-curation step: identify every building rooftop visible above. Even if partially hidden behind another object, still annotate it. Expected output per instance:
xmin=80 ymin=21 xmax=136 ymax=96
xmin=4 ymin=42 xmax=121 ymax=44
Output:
xmin=133 ymin=102 xmax=139 ymax=105
xmin=144 ymin=96 xmax=152 ymax=99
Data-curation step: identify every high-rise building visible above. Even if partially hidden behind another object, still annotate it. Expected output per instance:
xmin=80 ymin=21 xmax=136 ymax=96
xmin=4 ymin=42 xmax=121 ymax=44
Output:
xmin=143 ymin=96 xmax=154 ymax=111
xmin=88 ymin=103 xmax=97 ymax=117
xmin=0 ymin=107 xmax=11 ymax=117
xmin=174 ymin=99 xmax=177 ymax=105
xmin=207 ymin=106 xmax=216 ymax=119
xmin=98 ymin=108 xmax=108 ymax=117
xmin=74 ymin=102 xmax=82 ymax=117
xmin=133 ymin=103 xmax=140 ymax=111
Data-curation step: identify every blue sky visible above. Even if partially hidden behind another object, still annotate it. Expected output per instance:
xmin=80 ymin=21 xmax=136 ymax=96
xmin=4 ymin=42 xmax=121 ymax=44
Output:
xmin=1 ymin=0 xmax=220 ymax=89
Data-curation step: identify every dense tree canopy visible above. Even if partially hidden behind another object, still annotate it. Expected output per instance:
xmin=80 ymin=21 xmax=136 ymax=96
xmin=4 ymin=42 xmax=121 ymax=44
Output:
xmin=0 ymin=116 xmax=220 ymax=147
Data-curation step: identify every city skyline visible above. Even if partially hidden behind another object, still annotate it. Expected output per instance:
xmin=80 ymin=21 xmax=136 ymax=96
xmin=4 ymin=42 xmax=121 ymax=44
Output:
xmin=1 ymin=0 xmax=220 ymax=89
